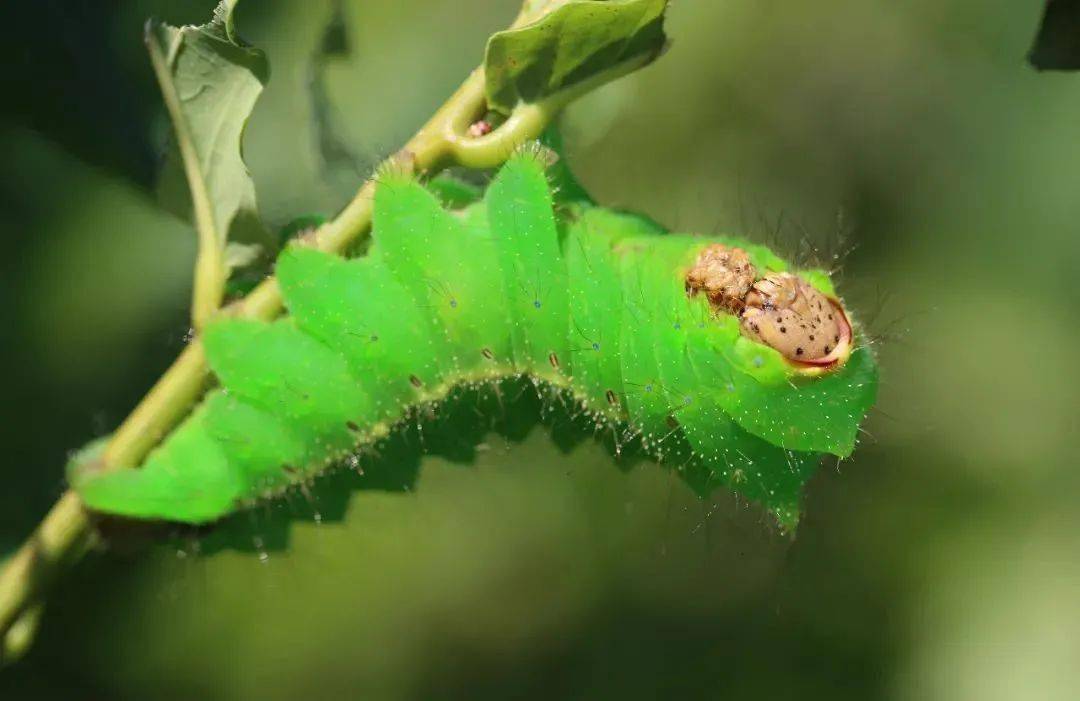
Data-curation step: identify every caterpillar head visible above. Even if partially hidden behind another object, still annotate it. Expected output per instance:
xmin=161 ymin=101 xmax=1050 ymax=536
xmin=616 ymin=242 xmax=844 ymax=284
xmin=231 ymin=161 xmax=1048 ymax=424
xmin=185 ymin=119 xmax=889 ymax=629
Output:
xmin=683 ymin=245 xmax=755 ymax=312
xmin=686 ymin=244 xmax=852 ymax=373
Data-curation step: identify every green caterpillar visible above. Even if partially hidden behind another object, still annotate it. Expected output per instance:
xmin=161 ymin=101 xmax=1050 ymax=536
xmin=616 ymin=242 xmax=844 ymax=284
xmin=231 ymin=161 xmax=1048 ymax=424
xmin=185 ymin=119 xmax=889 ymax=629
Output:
xmin=70 ymin=147 xmax=877 ymax=530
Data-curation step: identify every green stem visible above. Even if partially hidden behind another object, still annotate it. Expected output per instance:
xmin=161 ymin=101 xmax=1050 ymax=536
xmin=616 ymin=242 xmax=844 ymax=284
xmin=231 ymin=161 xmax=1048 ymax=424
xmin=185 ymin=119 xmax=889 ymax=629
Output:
xmin=146 ymin=22 xmax=227 ymax=331
xmin=0 ymin=493 xmax=93 ymax=664
xmin=444 ymin=53 xmax=657 ymax=169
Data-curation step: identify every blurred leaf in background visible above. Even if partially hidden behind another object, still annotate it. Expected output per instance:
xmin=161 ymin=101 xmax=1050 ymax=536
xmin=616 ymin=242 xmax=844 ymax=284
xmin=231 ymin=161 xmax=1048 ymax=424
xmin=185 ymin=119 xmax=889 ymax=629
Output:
xmin=2 ymin=0 xmax=1080 ymax=699
xmin=1030 ymin=0 xmax=1080 ymax=70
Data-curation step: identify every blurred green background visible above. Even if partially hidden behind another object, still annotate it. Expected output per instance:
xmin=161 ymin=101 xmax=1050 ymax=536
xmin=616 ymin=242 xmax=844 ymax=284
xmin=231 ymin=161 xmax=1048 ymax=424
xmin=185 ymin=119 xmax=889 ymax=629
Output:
xmin=2 ymin=0 xmax=1078 ymax=698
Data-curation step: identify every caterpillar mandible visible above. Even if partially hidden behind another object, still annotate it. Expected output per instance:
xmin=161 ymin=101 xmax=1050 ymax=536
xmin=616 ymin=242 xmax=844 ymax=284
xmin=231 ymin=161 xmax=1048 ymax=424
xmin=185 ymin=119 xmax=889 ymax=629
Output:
xmin=70 ymin=146 xmax=877 ymax=531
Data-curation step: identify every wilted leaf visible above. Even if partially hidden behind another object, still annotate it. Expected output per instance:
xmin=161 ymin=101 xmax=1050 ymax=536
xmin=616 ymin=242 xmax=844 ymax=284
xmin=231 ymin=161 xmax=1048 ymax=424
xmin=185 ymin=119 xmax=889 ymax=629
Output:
xmin=484 ymin=0 xmax=668 ymax=114
xmin=147 ymin=0 xmax=271 ymax=324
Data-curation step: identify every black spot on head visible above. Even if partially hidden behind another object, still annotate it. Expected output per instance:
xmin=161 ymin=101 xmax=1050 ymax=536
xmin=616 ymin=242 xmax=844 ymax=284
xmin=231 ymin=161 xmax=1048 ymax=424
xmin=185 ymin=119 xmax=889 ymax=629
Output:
xmin=592 ymin=342 xmax=600 ymax=351
xmin=533 ymin=300 xmax=542 ymax=309
xmin=449 ymin=299 xmax=458 ymax=308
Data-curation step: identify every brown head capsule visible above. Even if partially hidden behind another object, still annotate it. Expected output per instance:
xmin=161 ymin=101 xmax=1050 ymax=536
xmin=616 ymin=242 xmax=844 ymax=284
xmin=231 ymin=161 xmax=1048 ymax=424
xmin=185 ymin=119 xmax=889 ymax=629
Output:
xmin=685 ymin=244 xmax=756 ymax=312
xmin=739 ymin=272 xmax=851 ymax=368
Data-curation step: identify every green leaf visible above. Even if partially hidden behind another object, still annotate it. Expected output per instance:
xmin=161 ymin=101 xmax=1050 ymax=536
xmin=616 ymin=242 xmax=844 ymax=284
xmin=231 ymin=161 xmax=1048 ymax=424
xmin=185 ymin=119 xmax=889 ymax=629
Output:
xmin=484 ymin=0 xmax=668 ymax=114
xmin=146 ymin=0 xmax=271 ymax=326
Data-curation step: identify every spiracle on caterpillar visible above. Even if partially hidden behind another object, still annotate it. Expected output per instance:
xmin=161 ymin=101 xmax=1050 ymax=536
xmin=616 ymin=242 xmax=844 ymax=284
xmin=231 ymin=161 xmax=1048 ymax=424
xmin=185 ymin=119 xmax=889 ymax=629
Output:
xmin=69 ymin=145 xmax=878 ymax=532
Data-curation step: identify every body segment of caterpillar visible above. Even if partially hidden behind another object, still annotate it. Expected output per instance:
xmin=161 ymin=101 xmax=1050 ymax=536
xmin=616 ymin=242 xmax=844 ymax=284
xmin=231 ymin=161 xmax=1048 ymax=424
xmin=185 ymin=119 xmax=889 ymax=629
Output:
xmin=70 ymin=149 xmax=877 ymax=531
